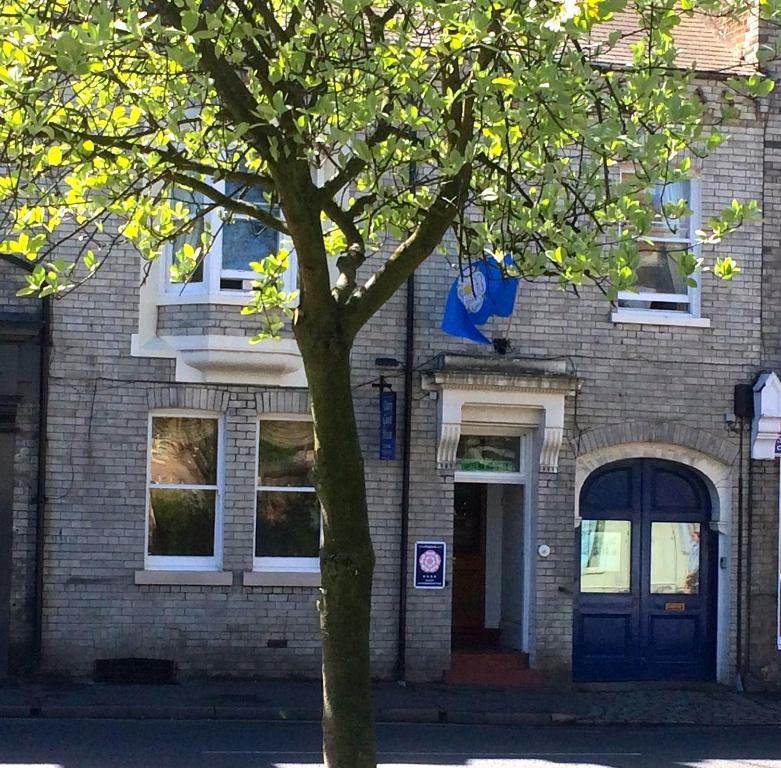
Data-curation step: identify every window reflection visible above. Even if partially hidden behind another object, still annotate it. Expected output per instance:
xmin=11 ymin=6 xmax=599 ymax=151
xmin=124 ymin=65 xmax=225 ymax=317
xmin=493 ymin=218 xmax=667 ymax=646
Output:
xmin=259 ymin=420 xmax=315 ymax=487
xmin=148 ymin=489 xmax=216 ymax=556
xmin=580 ymin=520 xmax=631 ymax=593
xmin=256 ymin=420 xmax=319 ymax=561
xmin=151 ymin=417 xmax=218 ymax=485
xmin=147 ymin=416 xmax=219 ymax=561
xmin=456 ymin=435 xmax=520 ymax=473
xmin=255 ymin=491 xmax=320 ymax=558
xmin=651 ymin=522 xmax=700 ymax=594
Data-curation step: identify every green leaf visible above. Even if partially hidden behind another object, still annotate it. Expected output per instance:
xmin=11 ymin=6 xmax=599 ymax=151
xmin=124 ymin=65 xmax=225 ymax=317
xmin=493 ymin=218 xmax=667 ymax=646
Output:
xmin=181 ymin=10 xmax=199 ymax=33
xmin=46 ymin=146 xmax=63 ymax=166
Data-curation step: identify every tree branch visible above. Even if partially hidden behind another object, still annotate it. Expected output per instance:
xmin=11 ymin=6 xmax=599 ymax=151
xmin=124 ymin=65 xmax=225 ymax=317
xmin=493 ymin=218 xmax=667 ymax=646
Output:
xmin=153 ymin=0 xmax=275 ymax=159
xmin=318 ymin=120 xmax=397 ymax=201
xmin=166 ymin=171 xmax=289 ymax=234
xmin=0 ymin=252 xmax=35 ymax=273
xmin=343 ymin=172 xmax=468 ymax=335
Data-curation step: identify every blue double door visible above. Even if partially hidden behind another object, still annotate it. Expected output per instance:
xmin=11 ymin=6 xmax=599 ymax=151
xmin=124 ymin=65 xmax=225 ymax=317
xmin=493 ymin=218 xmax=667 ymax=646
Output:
xmin=573 ymin=459 xmax=717 ymax=682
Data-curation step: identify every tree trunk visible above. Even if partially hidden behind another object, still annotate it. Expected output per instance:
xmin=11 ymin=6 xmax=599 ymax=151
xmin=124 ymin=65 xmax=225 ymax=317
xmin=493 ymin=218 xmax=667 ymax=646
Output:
xmin=296 ymin=321 xmax=377 ymax=768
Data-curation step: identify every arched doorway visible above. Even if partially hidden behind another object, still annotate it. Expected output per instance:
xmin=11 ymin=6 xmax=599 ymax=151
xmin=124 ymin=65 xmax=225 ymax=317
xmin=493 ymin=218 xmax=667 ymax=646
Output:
xmin=573 ymin=458 xmax=717 ymax=682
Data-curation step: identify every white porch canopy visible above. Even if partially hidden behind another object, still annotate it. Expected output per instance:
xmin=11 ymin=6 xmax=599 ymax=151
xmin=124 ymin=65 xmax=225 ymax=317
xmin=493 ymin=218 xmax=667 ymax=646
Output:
xmin=421 ymin=355 xmax=577 ymax=473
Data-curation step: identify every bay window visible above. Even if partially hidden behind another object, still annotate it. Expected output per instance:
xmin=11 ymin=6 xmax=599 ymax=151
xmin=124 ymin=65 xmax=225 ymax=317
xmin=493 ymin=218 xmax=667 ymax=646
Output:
xmin=164 ymin=180 xmax=295 ymax=302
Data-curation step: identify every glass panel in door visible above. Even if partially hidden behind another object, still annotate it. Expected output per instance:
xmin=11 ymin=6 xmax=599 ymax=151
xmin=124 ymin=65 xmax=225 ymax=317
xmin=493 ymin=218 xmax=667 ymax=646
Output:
xmin=580 ymin=520 xmax=632 ymax=594
xmin=650 ymin=522 xmax=701 ymax=594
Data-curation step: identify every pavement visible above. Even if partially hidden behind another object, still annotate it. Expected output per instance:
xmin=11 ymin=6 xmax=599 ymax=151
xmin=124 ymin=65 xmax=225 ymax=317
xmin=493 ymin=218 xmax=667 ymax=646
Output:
xmin=1 ymin=676 xmax=781 ymax=726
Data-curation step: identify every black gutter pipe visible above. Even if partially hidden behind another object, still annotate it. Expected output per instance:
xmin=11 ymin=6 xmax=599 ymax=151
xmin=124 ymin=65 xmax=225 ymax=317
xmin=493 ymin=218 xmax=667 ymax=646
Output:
xmin=32 ymin=297 xmax=50 ymax=670
xmin=735 ymin=413 xmax=746 ymax=688
xmin=396 ymin=272 xmax=414 ymax=682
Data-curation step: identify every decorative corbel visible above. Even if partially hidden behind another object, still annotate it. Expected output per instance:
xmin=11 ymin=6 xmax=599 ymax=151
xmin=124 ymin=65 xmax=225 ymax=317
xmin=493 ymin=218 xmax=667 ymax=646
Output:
xmin=752 ymin=372 xmax=781 ymax=460
xmin=436 ymin=422 xmax=461 ymax=470
xmin=540 ymin=426 xmax=563 ymax=473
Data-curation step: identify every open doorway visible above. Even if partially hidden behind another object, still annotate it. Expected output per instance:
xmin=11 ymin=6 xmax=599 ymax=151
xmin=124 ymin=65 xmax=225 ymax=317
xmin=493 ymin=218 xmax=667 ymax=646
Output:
xmin=451 ymin=482 xmax=525 ymax=652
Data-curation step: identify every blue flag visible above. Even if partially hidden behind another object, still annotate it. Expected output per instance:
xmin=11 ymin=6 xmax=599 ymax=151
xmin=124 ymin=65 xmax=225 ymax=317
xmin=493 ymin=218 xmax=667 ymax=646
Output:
xmin=441 ymin=255 xmax=518 ymax=344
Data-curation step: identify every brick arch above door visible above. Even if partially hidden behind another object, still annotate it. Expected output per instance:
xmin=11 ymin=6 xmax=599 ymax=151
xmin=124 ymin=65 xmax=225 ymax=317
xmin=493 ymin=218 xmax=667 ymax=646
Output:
xmin=573 ymin=434 xmax=736 ymax=684
xmin=573 ymin=421 xmax=738 ymax=468
xmin=574 ymin=437 xmax=734 ymax=528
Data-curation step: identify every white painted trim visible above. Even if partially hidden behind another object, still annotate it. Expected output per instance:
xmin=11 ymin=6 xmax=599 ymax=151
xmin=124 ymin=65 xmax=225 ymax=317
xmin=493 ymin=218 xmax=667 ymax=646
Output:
xmin=752 ymin=372 xmax=781 ymax=459
xmin=611 ymin=309 xmax=711 ymax=328
xmin=144 ymin=411 xmax=225 ymax=572
xmin=423 ymin=373 xmax=573 ymax=473
xmin=129 ymin=182 xmax=306 ymax=386
xmin=132 ymin=333 xmax=307 ymax=387
xmin=454 ymin=470 xmax=525 ymax=485
xmin=575 ymin=442 xmax=733 ymax=683
xmin=259 ymin=412 xmax=313 ymax=423
xmin=522 ymin=436 xmax=538 ymax=659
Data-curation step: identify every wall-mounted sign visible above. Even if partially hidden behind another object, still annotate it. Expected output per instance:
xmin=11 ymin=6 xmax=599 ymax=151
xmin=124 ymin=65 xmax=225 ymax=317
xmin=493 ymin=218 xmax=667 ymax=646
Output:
xmin=414 ymin=541 xmax=446 ymax=589
xmin=775 ymin=433 xmax=781 ymax=456
xmin=379 ymin=389 xmax=396 ymax=460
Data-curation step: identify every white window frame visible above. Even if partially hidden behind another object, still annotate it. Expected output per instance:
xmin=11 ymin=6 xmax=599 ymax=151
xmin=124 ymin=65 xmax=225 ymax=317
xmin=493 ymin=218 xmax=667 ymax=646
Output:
xmin=254 ymin=414 xmax=321 ymax=574
xmin=161 ymin=179 xmax=296 ymax=305
xmin=145 ymin=409 xmax=224 ymax=571
xmin=613 ymin=173 xmax=704 ymax=323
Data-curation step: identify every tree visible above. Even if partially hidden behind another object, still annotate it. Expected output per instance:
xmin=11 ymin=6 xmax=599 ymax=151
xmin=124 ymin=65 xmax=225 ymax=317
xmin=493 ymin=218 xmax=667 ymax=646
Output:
xmin=0 ymin=1 xmax=775 ymax=766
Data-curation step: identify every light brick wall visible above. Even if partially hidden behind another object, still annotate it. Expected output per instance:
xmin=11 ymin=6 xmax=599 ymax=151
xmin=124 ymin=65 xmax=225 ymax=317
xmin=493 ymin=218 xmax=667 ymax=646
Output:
xmin=30 ymin=77 xmax=779 ymax=684
xmin=747 ymin=19 xmax=781 ymax=689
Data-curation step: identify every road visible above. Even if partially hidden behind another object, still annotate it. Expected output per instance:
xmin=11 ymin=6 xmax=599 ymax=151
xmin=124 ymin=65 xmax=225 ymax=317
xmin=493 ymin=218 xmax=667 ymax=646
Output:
xmin=0 ymin=719 xmax=779 ymax=768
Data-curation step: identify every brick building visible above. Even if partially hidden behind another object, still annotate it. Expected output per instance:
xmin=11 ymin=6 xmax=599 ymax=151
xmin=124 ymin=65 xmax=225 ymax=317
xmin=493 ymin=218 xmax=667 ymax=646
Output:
xmin=2 ymin=11 xmax=781 ymax=688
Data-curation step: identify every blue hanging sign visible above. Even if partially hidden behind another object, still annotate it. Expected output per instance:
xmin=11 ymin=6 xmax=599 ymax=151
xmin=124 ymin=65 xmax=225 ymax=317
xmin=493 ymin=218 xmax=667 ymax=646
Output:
xmin=775 ymin=433 xmax=781 ymax=456
xmin=379 ymin=389 xmax=396 ymax=460
xmin=414 ymin=541 xmax=446 ymax=589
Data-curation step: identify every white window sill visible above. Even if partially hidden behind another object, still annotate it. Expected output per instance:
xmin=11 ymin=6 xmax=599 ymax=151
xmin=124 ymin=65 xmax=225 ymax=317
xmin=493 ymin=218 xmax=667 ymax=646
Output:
xmin=135 ymin=570 xmax=234 ymax=586
xmin=158 ymin=290 xmax=300 ymax=309
xmin=611 ymin=310 xmax=711 ymax=328
xmin=158 ymin=291 xmax=252 ymax=307
xmin=243 ymin=570 xmax=321 ymax=587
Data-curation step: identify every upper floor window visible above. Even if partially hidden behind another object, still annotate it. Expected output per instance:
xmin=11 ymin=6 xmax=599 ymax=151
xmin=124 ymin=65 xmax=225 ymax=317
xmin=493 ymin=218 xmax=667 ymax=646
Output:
xmin=164 ymin=180 xmax=295 ymax=303
xmin=615 ymin=176 xmax=704 ymax=323
xmin=255 ymin=418 xmax=320 ymax=572
xmin=146 ymin=413 xmax=223 ymax=570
